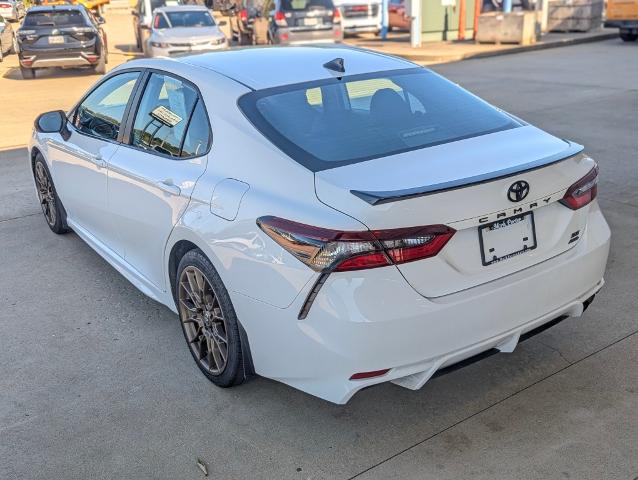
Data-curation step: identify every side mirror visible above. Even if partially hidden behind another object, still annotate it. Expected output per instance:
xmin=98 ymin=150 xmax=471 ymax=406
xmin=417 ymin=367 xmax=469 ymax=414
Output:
xmin=96 ymin=16 xmax=106 ymax=24
xmin=35 ymin=110 xmax=71 ymax=141
xmin=218 ymin=20 xmax=227 ymax=26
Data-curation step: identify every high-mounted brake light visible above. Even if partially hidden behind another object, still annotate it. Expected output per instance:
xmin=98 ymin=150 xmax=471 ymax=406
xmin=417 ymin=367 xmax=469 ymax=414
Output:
xmin=257 ymin=216 xmax=455 ymax=273
xmin=560 ymin=165 xmax=598 ymax=210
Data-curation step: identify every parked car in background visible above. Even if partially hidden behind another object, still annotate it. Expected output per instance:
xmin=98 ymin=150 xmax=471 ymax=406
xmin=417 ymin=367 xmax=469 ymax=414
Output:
xmin=146 ymin=5 xmax=227 ymax=56
xmin=0 ymin=0 xmax=26 ymax=22
xmin=132 ymin=0 xmax=184 ymax=51
xmin=269 ymin=0 xmax=343 ymax=44
xmin=29 ymin=47 xmax=609 ymax=404
xmin=0 ymin=14 xmax=18 ymax=62
xmin=331 ymin=0 xmax=380 ymax=34
xmin=16 ymin=5 xmax=108 ymax=79
xmin=388 ymin=0 xmax=409 ymax=30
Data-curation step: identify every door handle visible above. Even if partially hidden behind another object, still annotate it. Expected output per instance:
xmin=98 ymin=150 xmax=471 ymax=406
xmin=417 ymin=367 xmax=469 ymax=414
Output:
xmin=156 ymin=178 xmax=181 ymax=196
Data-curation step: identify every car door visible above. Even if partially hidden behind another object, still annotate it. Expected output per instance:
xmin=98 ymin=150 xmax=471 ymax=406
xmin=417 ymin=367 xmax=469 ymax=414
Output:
xmin=46 ymin=71 xmax=141 ymax=253
xmin=107 ymin=71 xmax=210 ymax=289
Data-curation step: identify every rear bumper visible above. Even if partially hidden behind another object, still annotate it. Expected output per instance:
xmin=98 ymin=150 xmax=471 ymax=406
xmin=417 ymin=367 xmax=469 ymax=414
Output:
xmin=232 ymin=202 xmax=610 ymax=404
xmin=273 ymin=27 xmax=341 ymax=44
xmin=19 ymin=48 xmax=100 ymax=68
xmin=604 ymin=20 xmax=638 ymax=29
xmin=341 ymin=14 xmax=381 ymax=33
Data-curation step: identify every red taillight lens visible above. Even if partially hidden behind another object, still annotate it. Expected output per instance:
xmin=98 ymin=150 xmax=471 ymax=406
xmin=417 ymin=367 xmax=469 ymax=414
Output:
xmin=239 ymin=8 xmax=248 ymax=21
xmin=257 ymin=216 xmax=455 ymax=273
xmin=560 ymin=165 xmax=598 ymax=210
xmin=274 ymin=10 xmax=287 ymax=26
xmin=333 ymin=7 xmax=341 ymax=22
xmin=0 ymin=3 xmax=12 ymax=7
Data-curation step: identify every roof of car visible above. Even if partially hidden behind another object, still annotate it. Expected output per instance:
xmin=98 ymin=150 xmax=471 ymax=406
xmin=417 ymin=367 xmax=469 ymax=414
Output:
xmin=26 ymin=4 xmax=86 ymax=12
xmin=154 ymin=5 xmax=210 ymax=12
xmin=174 ymin=46 xmax=417 ymax=90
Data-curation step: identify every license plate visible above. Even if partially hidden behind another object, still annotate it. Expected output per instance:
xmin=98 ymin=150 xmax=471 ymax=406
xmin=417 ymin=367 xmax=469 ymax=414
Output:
xmin=48 ymin=35 xmax=65 ymax=44
xmin=479 ymin=212 xmax=537 ymax=266
xmin=303 ymin=17 xmax=319 ymax=26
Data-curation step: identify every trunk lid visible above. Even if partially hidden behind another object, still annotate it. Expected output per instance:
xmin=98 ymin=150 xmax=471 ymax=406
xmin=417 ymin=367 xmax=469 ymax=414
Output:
xmin=314 ymin=126 xmax=596 ymax=297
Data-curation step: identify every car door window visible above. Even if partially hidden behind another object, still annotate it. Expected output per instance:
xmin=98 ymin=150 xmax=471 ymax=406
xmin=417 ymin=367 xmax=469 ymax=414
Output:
xmin=131 ymin=72 xmax=199 ymax=157
xmin=73 ymin=72 xmax=140 ymax=141
xmin=180 ymin=100 xmax=211 ymax=158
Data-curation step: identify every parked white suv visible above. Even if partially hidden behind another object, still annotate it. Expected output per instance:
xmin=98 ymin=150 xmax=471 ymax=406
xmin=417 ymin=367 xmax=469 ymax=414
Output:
xmin=332 ymin=0 xmax=381 ymax=34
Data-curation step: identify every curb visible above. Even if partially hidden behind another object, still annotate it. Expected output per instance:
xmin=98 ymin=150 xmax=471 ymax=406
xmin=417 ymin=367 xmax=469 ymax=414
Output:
xmin=394 ymin=32 xmax=618 ymax=63
xmin=0 ymin=145 xmax=27 ymax=153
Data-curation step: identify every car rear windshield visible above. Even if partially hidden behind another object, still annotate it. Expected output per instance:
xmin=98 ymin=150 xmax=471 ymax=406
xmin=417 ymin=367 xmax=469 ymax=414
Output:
xmin=23 ymin=10 xmax=86 ymax=27
xmin=164 ymin=10 xmax=215 ymax=27
xmin=238 ymin=68 xmax=522 ymax=172
xmin=281 ymin=0 xmax=333 ymax=11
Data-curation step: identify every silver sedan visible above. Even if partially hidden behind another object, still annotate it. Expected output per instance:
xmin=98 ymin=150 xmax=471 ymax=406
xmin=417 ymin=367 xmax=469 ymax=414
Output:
xmin=145 ymin=5 xmax=227 ymax=58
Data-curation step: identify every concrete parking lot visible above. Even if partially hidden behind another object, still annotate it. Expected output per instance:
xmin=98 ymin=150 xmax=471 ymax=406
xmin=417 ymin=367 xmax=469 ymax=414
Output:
xmin=1 ymin=39 xmax=637 ymax=479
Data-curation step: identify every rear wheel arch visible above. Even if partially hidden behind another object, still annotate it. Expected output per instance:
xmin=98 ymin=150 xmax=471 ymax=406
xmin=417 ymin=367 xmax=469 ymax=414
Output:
xmin=167 ymin=238 xmax=255 ymax=376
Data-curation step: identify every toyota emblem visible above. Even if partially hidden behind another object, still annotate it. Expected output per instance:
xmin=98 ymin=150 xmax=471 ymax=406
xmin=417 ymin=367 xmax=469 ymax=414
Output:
xmin=507 ymin=181 xmax=530 ymax=202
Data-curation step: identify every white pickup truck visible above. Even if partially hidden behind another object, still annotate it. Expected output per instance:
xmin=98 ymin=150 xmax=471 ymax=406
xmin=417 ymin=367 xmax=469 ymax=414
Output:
xmin=332 ymin=0 xmax=381 ymax=34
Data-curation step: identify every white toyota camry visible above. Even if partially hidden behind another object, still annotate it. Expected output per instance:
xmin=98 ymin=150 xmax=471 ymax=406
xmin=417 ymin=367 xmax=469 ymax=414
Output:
xmin=30 ymin=47 xmax=610 ymax=404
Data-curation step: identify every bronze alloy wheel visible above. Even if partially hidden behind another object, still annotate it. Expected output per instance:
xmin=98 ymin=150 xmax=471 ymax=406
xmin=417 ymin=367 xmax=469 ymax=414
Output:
xmin=34 ymin=161 xmax=57 ymax=228
xmin=178 ymin=266 xmax=229 ymax=375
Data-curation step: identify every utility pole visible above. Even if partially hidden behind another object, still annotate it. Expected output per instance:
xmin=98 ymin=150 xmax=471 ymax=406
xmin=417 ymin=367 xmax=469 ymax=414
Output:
xmin=409 ymin=0 xmax=422 ymax=47
xmin=381 ymin=0 xmax=389 ymax=39
xmin=458 ymin=0 xmax=466 ymax=39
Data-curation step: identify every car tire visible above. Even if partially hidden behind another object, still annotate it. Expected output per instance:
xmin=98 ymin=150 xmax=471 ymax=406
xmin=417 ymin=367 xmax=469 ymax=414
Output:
xmin=176 ymin=249 xmax=249 ymax=388
xmin=33 ymin=154 xmax=70 ymax=234
xmin=20 ymin=66 xmax=35 ymax=79
xmin=93 ymin=52 xmax=106 ymax=74
xmin=619 ymin=32 xmax=637 ymax=42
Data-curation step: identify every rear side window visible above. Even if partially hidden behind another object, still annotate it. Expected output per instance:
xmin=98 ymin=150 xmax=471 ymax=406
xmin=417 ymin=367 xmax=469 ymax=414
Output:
xmin=239 ymin=68 xmax=521 ymax=171
xmin=131 ymin=72 xmax=206 ymax=158
xmin=180 ymin=101 xmax=211 ymax=158
xmin=74 ymin=72 xmax=140 ymax=141
xmin=23 ymin=10 xmax=86 ymax=27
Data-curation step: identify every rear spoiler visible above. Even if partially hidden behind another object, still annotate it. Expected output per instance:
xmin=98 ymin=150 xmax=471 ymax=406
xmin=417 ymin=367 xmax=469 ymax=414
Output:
xmin=351 ymin=141 xmax=584 ymax=206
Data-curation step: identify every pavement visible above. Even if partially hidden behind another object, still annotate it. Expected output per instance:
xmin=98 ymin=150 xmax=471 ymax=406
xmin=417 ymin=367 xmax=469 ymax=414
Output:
xmin=348 ymin=28 xmax=618 ymax=63
xmin=1 ymin=40 xmax=637 ymax=479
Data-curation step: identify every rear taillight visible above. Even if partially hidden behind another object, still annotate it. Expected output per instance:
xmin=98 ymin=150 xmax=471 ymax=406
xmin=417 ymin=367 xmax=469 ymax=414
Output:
xmin=333 ymin=7 xmax=341 ymax=23
xmin=0 ymin=3 xmax=12 ymax=7
xmin=274 ymin=10 xmax=287 ymax=26
xmin=257 ymin=216 xmax=455 ymax=273
xmin=560 ymin=165 xmax=598 ymax=210
xmin=239 ymin=8 xmax=248 ymax=22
